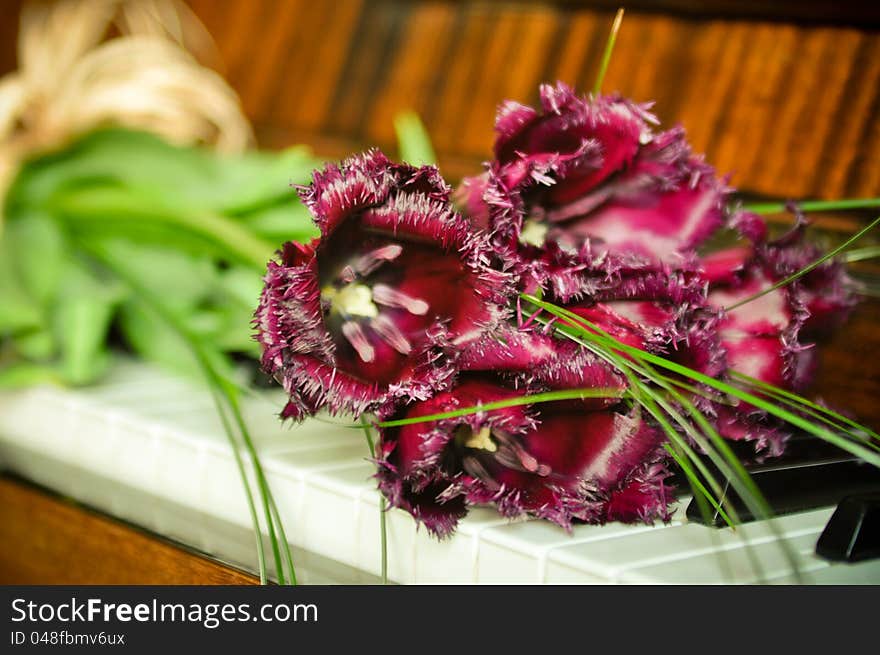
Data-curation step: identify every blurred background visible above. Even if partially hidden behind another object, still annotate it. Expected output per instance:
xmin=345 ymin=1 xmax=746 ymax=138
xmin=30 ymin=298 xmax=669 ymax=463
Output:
xmin=3 ymin=0 xmax=877 ymax=198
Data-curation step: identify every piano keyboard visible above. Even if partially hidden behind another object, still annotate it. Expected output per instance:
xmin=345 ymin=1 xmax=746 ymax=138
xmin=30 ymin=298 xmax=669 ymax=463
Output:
xmin=0 ymin=358 xmax=877 ymax=584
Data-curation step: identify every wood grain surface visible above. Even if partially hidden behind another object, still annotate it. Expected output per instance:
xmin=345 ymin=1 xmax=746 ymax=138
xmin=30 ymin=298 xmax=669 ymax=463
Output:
xmin=182 ymin=0 xmax=880 ymax=201
xmin=0 ymin=476 xmax=259 ymax=584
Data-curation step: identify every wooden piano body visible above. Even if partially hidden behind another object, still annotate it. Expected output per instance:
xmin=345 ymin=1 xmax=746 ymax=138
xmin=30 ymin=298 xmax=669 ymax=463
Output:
xmin=0 ymin=0 xmax=878 ymax=583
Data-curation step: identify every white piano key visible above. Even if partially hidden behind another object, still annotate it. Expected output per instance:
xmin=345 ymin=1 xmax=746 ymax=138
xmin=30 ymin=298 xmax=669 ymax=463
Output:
xmin=799 ymin=558 xmax=880 ymax=584
xmin=543 ymin=508 xmax=833 ymax=583
xmin=622 ymin=532 xmax=829 ymax=584
xmin=266 ymin=443 xmax=367 ymax=476
xmin=1 ymin=358 xmax=873 ymax=584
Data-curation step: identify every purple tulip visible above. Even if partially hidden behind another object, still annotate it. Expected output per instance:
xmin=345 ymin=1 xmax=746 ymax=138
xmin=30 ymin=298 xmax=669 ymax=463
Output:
xmin=701 ymin=211 xmax=857 ymax=454
xmin=254 ymin=150 xmax=512 ymax=418
xmin=458 ymin=82 xmax=727 ymax=274
xmin=376 ymin=333 xmax=673 ymax=538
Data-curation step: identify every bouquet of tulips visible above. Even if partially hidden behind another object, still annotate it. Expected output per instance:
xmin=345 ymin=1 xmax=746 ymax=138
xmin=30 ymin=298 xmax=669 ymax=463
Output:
xmin=255 ymin=81 xmax=865 ymax=539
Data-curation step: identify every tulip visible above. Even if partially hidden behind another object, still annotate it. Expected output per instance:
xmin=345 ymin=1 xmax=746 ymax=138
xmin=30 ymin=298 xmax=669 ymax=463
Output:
xmin=376 ymin=333 xmax=673 ymax=538
xmin=702 ymin=211 xmax=857 ymax=454
xmin=458 ymin=82 xmax=727 ymax=275
xmin=254 ymin=150 xmax=512 ymax=418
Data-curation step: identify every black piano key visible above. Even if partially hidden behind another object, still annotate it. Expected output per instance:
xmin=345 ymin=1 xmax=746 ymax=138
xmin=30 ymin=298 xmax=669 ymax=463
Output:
xmin=815 ymin=492 xmax=880 ymax=562
xmin=683 ymin=439 xmax=880 ymax=527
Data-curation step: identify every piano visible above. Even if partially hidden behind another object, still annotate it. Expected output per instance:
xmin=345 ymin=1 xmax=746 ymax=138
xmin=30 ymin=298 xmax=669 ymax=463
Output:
xmin=1 ymin=358 xmax=877 ymax=584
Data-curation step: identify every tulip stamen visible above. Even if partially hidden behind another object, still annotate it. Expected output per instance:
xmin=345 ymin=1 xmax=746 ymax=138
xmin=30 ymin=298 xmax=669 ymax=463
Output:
xmin=341 ymin=320 xmax=376 ymax=362
xmin=322 ymin=282 xmax=379 ymax=319
xmin=519 ymin=218 xmax=549 ymax=247
xmin=354 ymin=244 xmax=403 ymax=276
xmin=455 ymin=425 xmax=498 ymax=453
xmin=372 ymin=283 xmax=429 ymax=315
xmin=372 ymin=315 xmax=412 ymax=355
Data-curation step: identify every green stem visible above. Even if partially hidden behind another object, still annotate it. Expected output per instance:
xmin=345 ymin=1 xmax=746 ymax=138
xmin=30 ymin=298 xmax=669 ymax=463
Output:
xmin=360 ymin=416 xmax=388 ymax=585
xmin=743 ymin=198 xmax=880 ymax=215
xmin=724 ymin=215 xmax=880 ymax=311
xmin=593 ymin=8 xmax=625 ymax=95
xmin=52 ymin=187 xmax=274 ymax=272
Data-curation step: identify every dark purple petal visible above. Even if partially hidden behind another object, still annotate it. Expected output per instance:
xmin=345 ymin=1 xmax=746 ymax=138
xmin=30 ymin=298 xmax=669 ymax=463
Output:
xmin=255 ymin=150 xmax=515 ymax=418
xmin=377 ymin=365 xmax=674 ymax=535
xmin=470 ymin=84 xmax=727 ymax=273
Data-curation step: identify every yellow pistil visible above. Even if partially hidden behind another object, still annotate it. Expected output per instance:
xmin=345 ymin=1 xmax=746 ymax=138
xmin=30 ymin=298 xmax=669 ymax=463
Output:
xmin=323 ymin=283 xmax=378 ymax=318
xmin=463 ymin=426 xmax=497 ymax=453
xmin=519 ymin=219 xmax=549 ymax=247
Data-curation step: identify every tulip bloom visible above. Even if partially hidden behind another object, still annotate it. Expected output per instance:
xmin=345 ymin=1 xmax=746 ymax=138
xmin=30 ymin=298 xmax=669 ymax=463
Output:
xmin=376 ymin=334 xmax=673 ymax=538
xmin=458 ymin=82 xmax=727 ymax=272
xmin=702 ymin=211 xmax=856 ymax=453
xmin=254 ymin=150 xmax=512 ymax=418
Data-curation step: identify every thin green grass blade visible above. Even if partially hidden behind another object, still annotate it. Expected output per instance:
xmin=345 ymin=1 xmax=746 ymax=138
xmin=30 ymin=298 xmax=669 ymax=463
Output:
xmin=377 ymin=387 xmax=622 ymax=428
xmin=528 ymin=313 xmax=745 ymax=530
xmin=724 ymin=216 xmax=880 ymax=311
xmin=743 ymin=198 xmax=880 ymax=215
xmin=360 ymin=416 xmax=388 ymax=585
xmin=667 ymin=442 xmax=739 ymax=583
xmin=525 ymin=293 xmax=880 ymax=468
xmin=844 ymin=246 xmax=880 ymax=263
xmin=663 ymin=444 xmax=734 ymax=530
xmin=206 ymin=385 xmax=268 ymax=584
xmin=84 ymin=240 xmax=294 ymax=584
xmin=525 ymin=307 xmax=743 ymax=528
xmin=219 ymin=378 xmax=296 ymax=585
xmin=593 ymin=8 xmax=625 ymax=95
xmin=527 ymin=300 xmax=800 ymax=578
xmin=730 ymin=370 xmax=880 ymax=444
xmin=394 ymin=111 xmax=437 ymax=166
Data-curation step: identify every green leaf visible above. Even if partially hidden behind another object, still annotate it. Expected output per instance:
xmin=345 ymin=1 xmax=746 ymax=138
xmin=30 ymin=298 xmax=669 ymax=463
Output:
xmin=239 ymin=202 xmax=318 ymax=244
xmin=0 ymin=362 xmax=64 ymax=388
xmin=99 ymin=238 xmax=217 ymax=312
xmin=743 ymin=198 xmax=880 ymax=215
xmin=218 ymin=266 xmax=266 ymax=310
xmin=212 ymin=146 xmax=321 ymax=214
xmin=0 ymin=222 xmax=48 ymax=334
xmin=12 ymin=329 xmax=56 ymax=361
xmin=394 ymin=111 xmax=437 ymax=166
xmin=52 ymin=258 xmax=126 ymax=385
xmin=119 ymin=299 xmax=233 ymax=381
xmin=5 ymin=212 xmax=67 ymax=309
xmin=49 ymin=184 xmax=274 ymax=271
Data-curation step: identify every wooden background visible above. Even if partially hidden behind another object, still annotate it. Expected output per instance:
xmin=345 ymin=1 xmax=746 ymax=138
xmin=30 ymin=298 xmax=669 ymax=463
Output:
xmin=180 ymin=0 xmax=880 ymax=201
xmin=0 ymin=0 xmax=877 ymax=583
xmin=1 ymin=1 xmax=877 ymax=200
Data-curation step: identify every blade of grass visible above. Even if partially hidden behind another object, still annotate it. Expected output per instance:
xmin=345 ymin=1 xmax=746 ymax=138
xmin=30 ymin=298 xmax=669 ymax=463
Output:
xmin=84 ymin=240 xmax=293 ymax=584
xmin=593 ymin=8 xmax=625 ymax=95
xmin=527 ymin=303 xmax=799 ymax=579
xmin=219 ymin=377 xmax=296 ymax=585
xmin=844 ymin=246 xmax=880 ymax=263
xmin=743 ymin=198 xmax=880 ymax=215
xmin=360 ymin=415 xmax=388 ymax=585
xmin=666 ymin=441 xmax=739 ymax=584
xmin=730 ymin=370 xmax=880 ymax=446
xmin=394 ymin=111 xmax=437 ymax=166
xmin=206 ymin=383 xmax=268 ymax=584
xmin=378 ymin=387 xmax=623 ymax=428
xmin=525 ymin=293 xmax=880 ymax=468
xmin=724 ymin=216 xmax=880 ymax=311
